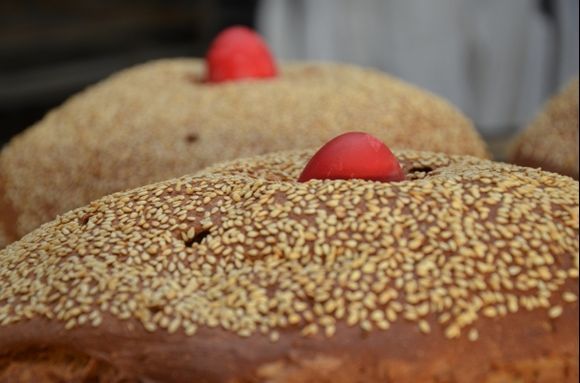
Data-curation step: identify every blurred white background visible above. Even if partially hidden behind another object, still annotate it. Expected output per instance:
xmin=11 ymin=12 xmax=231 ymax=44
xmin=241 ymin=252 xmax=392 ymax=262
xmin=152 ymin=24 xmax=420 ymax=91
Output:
xmin=258 ymin=0 xmax=579 ymax=137
xmin=1 ymin=0 xmax=577 ymax=146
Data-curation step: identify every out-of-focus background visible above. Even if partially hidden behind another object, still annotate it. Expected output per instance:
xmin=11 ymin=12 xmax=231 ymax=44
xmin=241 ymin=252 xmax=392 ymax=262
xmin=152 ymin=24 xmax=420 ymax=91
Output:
xmin=0 ymin=0 xmax=258 ymax=146
xmin=1 ymin=0 xmax=578 ymax=155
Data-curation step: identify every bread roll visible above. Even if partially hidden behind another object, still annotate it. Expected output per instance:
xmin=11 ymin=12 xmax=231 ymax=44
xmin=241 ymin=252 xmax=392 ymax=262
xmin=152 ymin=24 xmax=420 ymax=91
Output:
xmin=1 ymin=149 xmax=576 ymax=382
xmin=510 ymin=78 xmax=579 ymax=179
xmin=0 ymin=60 xmax=488 ymax=247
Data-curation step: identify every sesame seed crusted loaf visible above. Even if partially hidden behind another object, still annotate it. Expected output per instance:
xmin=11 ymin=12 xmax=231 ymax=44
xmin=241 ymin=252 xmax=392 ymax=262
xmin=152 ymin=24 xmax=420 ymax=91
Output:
xmin=510 ymin=78 xmax=579 ymax=180
xmin=0 ymin=59 xmax=489 ymax=248
xmin=1 ymin=149 xmax=577 ymax=383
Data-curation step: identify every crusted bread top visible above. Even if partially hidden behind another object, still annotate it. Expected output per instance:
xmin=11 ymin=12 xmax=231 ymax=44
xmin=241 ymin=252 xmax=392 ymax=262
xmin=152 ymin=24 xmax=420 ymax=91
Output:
xmin=1 ymin=150 xmax=577 ymax=348
xmin=0 ymin=59 xmax=487 ymax=244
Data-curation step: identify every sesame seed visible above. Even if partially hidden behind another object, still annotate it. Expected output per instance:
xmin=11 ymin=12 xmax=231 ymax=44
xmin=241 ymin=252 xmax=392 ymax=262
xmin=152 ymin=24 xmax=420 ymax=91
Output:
xmin=468 ymin=328 xmax=479 ymax=342
xmin=562 ymin=292 xmax=578 ymax=302
xmin=548 ymin=306 xmax=563 ymax=319
xmin=418 ymin=320 xmax=431 ymax=334
xmin=269 ymin=331 xmax=280 ymax=342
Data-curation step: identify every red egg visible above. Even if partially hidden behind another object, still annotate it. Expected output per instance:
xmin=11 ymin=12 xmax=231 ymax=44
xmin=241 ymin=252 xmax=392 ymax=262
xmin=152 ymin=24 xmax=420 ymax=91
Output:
xmin=298 ymin=132 xmax=405 ymax=182
xmin=206 ymin=26 xmax=277 ymax=83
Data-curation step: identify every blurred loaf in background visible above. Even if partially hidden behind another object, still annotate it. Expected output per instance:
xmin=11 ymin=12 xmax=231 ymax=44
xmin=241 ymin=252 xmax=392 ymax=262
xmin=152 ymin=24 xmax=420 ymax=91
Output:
xmin=0 ymin=56 xmax=487 ymax=248
xmin=509 ymin=78 xmax=579 ymax=179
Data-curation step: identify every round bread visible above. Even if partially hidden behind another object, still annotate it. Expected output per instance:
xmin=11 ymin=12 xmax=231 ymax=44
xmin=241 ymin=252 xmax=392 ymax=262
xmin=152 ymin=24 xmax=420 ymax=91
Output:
xmin=0 ymin=149 xmax=577 ymax=382
xmin=0 ymin=59 xmax=488 ymax=248
xmin=509 ymin=78 xmax=579 ymax=179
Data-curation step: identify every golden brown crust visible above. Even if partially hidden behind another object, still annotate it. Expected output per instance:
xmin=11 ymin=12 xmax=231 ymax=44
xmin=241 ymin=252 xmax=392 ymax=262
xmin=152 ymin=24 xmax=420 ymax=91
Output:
xmin=0 ymin=310 xmax=577 ymax=383
xmin=0 ymin=59 xmax=488 ymax=247
xmin=510 ymin=78 xmax=579 ymax=179
xmin=0 ymin=172 xmax=19 ymax=248
xmin=0 ymin=149 xmax=577 ymax=382
xmin=0 ymin=344 xmax=130 ymax=383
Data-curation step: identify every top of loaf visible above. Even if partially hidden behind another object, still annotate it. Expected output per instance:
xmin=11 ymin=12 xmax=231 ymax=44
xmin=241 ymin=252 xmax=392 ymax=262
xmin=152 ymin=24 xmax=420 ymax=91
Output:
xmin=1 ymin=149 xmax=577 ymax=345
xmin=0 ymin=59 xmax=488 ymax=245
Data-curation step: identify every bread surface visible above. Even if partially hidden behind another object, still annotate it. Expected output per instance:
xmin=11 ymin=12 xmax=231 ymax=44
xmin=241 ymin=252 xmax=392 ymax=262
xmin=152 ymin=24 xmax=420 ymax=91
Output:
xmin=510 ymin=78 xmax=579 ymax=179
xmin=0 ymin=59 xmax=488 ymax=247
xmin=1 ymin=149 xmax=577 ymax=382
